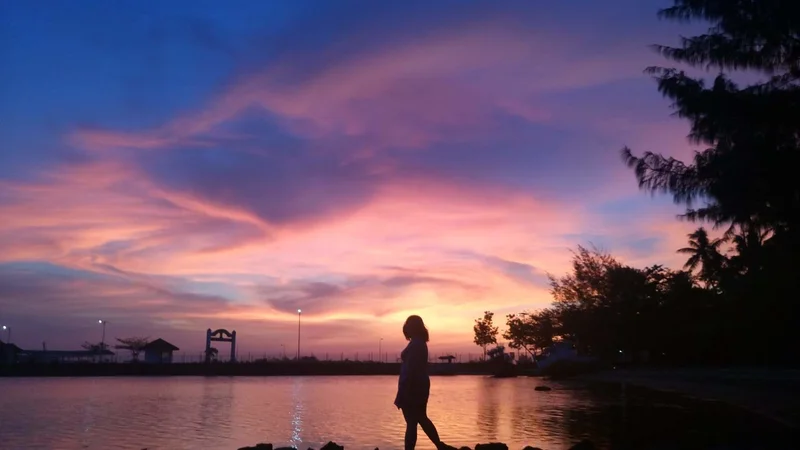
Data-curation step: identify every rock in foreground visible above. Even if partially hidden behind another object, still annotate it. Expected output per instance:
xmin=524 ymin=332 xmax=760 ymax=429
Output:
xmin=238 ymin=444 xmax=272 ymax=450
xmin=320 ymin=443 xmax=344 ymax=450
xmin=475 ymin=444 xmax=508 ymax=450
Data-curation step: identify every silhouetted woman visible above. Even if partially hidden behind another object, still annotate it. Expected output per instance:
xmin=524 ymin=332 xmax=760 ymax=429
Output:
xmin=394 ymin=315 xmax=448 ymax=450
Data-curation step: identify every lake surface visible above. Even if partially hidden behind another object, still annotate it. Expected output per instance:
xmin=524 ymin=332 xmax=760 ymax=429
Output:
xmin=0 ymin=376 xmax=793 ymax=450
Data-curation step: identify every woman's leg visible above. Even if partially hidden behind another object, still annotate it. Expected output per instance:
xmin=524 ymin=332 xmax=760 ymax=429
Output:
xmin=402 ymin=406 xmax=419 ymax=450
xmin=417 ymin=403 xmax=441 ymax=446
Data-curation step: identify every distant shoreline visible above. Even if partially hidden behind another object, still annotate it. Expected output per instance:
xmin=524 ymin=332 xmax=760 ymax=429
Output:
xmin=0 ymin=361 xmax=499 ymax=377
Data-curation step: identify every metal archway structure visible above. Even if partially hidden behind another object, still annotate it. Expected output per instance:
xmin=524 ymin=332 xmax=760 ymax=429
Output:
xmin=205 ymin=328 xmax=237 ymax=362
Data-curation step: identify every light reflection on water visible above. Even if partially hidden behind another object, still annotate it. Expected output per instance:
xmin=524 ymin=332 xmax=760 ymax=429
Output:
xmin=291 ymin=378 xmax=304 ymax=447
xmin=0 ymin=375 xmax=790 ymax=450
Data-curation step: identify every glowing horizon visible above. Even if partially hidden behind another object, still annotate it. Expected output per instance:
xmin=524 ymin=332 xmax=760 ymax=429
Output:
xmin=0 ymin=1 xmax=706 ymax=356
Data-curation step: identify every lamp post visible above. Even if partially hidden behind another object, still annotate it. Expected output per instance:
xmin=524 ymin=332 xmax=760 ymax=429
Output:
xmin=98 ymin=320 xmax=106 ymax=361
xmin=2 ymin=325 xmax=9 ymax=344
xmin=281 ymin=343 xmax=285 ymax=359
xmin=297 ymin=309 xmax=302 ymax=360
xmin=379 ymin=337 xmax=383 ymax=363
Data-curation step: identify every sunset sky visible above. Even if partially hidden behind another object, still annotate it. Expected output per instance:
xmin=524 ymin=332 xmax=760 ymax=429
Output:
xmin=0 ymin=0 xmax=709 ymax=357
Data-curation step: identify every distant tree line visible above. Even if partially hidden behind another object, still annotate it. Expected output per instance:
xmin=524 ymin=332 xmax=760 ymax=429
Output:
xmin=478 ymin=1 xmax=800 ymax=366
xmin=489 ymin=243 xmax=757 ymax=365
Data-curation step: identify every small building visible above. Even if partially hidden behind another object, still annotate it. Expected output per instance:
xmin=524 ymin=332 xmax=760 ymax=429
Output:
xmin=438 ymin=355 xmax=456 ymax=364
xmin=143 ymin=338 xmax=179 ymax=363
xmin=1 ymin=340 xmax=22 ymax=364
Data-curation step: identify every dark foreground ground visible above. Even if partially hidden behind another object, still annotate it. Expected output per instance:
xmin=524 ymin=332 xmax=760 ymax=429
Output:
xmin=576 ymin=382 xmax=798 ymax=449
xmin=577 ymin=368 xmax=800 ymax=428
xmin=238 ymin=442 xmax=593 ymax=450
xmin=560 ymin=368 xmax=800 ymax=449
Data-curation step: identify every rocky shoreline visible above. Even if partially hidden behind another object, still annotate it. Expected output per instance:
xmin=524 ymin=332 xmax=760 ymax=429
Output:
xmin=238 ymin=440 xmax=596 ymax=450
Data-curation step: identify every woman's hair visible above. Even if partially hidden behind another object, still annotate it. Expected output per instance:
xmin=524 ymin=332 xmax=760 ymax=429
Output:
xmin=402 ymin=315 xmax=429 ymax=342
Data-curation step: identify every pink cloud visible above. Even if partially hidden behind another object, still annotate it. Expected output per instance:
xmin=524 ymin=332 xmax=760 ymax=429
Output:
xmin=0 ymin=142 xmax=701 ymax=354
xmin=0 ymin=159 xmax=270 ymax=271
xmin=0 ymin=152 xmax=588 ymax=353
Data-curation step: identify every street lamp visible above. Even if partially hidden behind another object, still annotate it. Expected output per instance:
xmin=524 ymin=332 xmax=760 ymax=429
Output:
xmin=297 ymin=309 xmax=302 ymax=360
xmin=281 ymin=343 xmax=286 ymax=359
xmin=98 ymin=320 xmax=107 ymax=360
xmin=2 ymin=325 xmax=9 ymax=344
xmin=379 ymin=337 xmax=383 ymax=363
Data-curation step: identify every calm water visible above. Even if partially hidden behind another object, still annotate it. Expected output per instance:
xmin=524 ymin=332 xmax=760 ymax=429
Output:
xmin=0 ymin=376 xmax=792 ymax=450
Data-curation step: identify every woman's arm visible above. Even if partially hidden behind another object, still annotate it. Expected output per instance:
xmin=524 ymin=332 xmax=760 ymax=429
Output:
xmin=406 ymin=340 xmax=427 ymax=380
xmin=395 ymin=344 xmax=411 ymax=408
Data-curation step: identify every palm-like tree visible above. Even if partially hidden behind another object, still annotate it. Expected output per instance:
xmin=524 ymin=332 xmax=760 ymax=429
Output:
xmin=204 ymin=347 xmax=219 ymax=363
xmin=114 ymin=336 xmax=150 ymax=362
xmin=729 ymin=224 xmax=771 ymax=274
xmin=677 ymin=227 xmax=725 ymax=285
